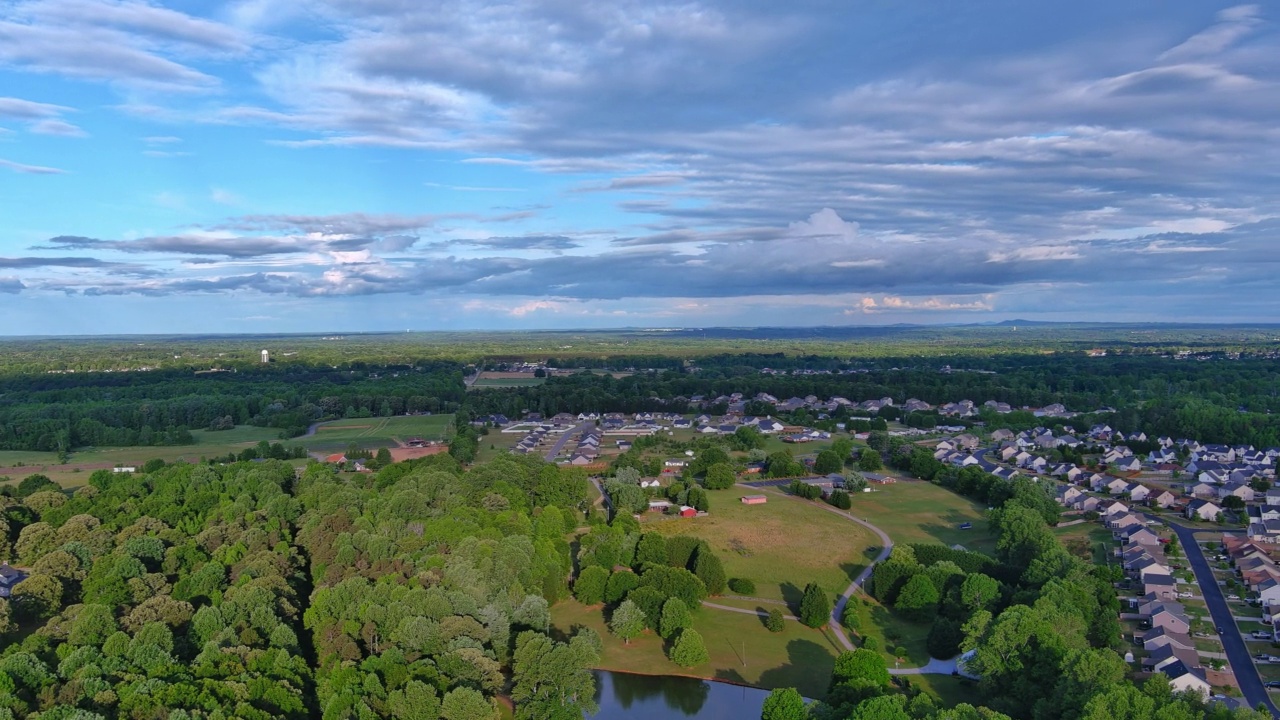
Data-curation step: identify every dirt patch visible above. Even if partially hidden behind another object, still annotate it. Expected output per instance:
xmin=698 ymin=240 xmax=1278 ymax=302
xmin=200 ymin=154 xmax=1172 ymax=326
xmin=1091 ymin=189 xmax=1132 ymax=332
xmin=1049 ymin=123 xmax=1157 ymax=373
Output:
xmin=389 ymin=446 xmax=449 ymax=462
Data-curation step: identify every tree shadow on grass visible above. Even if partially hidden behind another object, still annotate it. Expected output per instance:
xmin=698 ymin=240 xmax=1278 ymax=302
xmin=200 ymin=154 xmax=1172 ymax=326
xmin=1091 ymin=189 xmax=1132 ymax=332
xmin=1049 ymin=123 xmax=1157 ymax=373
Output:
xmin=780 ymin=582 xmax=804 ymax=613
xmin=600 ymin=670 xmax=710 ymax=714
xmin=841 ymin=562 xmax=868 ymax=585
xmin=757 ymin=638 xmax=838 ymax=700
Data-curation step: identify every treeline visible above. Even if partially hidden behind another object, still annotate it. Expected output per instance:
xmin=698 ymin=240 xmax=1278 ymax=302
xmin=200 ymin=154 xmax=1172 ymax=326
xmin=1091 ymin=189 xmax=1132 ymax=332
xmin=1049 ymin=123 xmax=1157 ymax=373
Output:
xmin=0 ymin=452 xmax=600 ymax=719
xmin=0 ymin=363 xmax=465 ymax=452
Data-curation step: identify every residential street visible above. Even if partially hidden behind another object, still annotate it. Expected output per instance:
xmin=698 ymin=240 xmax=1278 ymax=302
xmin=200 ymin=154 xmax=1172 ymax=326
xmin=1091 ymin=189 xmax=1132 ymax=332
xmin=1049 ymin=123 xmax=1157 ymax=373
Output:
xmin=543 ymin=421 xmax=593 ymax=462
xmin=1162 ymin=518 xmax=1279 ymax=717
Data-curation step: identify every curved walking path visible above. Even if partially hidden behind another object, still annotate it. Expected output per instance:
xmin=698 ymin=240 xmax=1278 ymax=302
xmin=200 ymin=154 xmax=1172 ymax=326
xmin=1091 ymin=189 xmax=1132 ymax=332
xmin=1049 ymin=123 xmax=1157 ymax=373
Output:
xmin=700 ymin=485 xmax=971 ymax=676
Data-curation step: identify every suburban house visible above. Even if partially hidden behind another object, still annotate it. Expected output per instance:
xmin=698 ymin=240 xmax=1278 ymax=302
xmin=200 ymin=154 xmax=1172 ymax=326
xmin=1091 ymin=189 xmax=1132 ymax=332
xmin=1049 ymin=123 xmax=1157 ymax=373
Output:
xmin=1145 ymin=604 xmax=1192 ymax=635
xmin=1153 ymin=491 xmax=1178 ymax=509
xmin=1143 ymin=573 xmax=1178 ymax=601
xmin=1142 ymin=643 xmax=1201 ymax=674
xmin=1186 ymin=499 xmax=1222 ymax=522
xmin=1141 ymin=626 xmax=1196 ymax=653
xmin=1162 ymin=661 xmax=1211 ymax=699
xmin=1187 ymin=482 xmax=1218 ymax=499
xmin=1127 ymin=484 xmax=1151 ymax=503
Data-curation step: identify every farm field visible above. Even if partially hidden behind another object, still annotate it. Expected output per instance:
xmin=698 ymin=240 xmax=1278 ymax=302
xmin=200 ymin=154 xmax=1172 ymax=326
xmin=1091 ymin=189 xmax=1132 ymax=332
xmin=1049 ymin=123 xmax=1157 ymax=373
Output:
xmin=551 ymin=599 xmax=846 ymax=700
xmin=641 ymin=485 xmax=879 ymax=606
xmin=304 ymin=415 xmax=454 ymax=450
xmin=843 ymin=480 xmax=996 ymax=555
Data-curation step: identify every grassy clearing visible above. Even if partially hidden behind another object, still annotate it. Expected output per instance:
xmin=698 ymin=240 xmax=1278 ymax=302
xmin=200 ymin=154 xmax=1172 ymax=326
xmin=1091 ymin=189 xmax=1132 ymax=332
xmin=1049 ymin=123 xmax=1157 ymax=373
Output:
xmin=908 ymin=674 xmax=981 ymax=708
xmin=642 ymin=485 xmax=878 ymax=606
xmin=843 ymin=481 xmax=996 ymax=555
xmin=551 ymin=599 xmax=845 ymax=700
xmin=840 ymin=595 xmax=933 ymax=667
xmin=1053 ymin=523 xmax=1116 ymax=564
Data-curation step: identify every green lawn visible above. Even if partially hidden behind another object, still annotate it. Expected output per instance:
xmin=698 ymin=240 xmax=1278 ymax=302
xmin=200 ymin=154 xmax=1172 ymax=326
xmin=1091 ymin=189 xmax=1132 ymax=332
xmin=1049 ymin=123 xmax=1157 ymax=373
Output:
xmin=908 ymin=674 xmax=981 ymax=708
xmin=551 ymin=599 xmax=846 ymax=700
xmin=642 ymin=485 xmax=878 ymax=606
xmin=843 ymin=481 xmax=996 ymax=555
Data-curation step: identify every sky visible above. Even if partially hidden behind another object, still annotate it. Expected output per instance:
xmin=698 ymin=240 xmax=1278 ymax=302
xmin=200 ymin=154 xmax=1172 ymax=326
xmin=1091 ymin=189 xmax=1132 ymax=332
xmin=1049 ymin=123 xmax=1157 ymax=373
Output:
xmin=1 ymin=1 xmax=1278 ymax=334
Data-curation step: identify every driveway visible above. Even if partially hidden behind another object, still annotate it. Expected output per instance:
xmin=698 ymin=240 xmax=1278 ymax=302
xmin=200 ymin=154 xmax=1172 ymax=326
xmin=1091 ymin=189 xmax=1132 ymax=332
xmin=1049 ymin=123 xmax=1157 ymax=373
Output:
xmin=1160 ymin=517 xmax=1279 ymax=717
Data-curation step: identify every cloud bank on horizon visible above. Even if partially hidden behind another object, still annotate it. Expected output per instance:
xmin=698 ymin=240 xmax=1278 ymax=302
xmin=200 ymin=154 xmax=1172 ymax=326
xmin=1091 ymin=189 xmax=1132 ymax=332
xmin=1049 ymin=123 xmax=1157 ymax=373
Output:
xmin=1 ymin=0 xmax=1277 ymax=333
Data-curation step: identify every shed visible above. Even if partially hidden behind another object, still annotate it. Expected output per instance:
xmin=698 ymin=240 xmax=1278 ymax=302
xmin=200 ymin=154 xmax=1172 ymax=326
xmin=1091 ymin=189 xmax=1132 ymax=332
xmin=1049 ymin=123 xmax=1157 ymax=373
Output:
xmin=679 ymin=506 xmax=697 ymax=518
xmin=740 ymin=495 xmax=768 ymax=505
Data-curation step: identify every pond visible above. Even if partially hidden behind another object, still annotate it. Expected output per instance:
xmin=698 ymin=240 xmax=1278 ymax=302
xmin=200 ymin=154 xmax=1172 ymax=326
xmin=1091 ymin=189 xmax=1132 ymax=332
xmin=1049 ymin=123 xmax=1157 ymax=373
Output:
xmin=589 ymin=670 xmax=772 ymax=719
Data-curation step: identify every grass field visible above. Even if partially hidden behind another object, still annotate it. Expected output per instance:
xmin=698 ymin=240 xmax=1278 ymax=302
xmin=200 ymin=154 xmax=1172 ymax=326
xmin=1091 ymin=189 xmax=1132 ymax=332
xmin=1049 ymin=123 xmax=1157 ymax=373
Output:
xmin=0 ymin=424 xmax=293 ymax=489
xmin=551 ymin=599 xmax=846 ymax=700
xmin=642 ymin=485 xmax=879 ymax=606
xmin=304 ymin=415 xmax=453 ymax=450
xmin=844 ymin=481 xmax=996 ymax=555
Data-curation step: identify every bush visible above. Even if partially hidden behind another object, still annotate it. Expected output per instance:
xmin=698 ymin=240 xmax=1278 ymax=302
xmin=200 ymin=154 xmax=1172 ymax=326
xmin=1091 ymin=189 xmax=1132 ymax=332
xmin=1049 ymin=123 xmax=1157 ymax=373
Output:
xmin=728 ymin=578 xmax=756 ymax=595
xmin=842 ymin=605 xmax=862 ymax=631
xmin=827 ymin=490 xmax=852 ymax=510
xmin=765 ymin=608 xmax=785 ymax=633
xmin=861 ymin=635 xmax=880 ymax=651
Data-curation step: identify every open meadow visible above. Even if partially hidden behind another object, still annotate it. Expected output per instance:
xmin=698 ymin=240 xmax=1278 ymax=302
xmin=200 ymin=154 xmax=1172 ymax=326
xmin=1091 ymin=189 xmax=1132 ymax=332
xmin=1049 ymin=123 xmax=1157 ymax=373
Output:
xmin=843 ymin=480 xmax=996 ymax=555
xmin=642 ymin=484 xmax=879 ymax=606
xmin=0 ymin=425 xmax=290 ymax=489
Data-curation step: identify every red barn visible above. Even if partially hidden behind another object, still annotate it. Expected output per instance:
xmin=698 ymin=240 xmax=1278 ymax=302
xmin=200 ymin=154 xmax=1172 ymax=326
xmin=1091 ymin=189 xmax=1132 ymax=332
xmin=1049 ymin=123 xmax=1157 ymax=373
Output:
xmin=679 ymin=506 xmax=697 ymax=518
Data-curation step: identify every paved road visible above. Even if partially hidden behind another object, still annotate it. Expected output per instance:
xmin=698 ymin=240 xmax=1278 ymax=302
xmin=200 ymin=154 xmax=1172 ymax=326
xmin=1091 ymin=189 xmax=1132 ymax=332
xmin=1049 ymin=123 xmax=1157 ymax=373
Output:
xmin=544 ymin=421 xmax=593 ymax=462
xmin=972 ymin=447 xmax=999 ymax=472
xmin=1160 ymin=517 xmax=1279 ymax=717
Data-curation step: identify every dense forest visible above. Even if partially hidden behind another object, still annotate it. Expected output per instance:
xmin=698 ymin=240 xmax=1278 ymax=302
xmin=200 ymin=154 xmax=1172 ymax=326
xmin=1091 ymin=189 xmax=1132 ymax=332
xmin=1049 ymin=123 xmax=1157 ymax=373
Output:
xmin=0 ymin=364 xmax=464 ymax=453
xmin=0 ymin=453 xmax=599 ymax=719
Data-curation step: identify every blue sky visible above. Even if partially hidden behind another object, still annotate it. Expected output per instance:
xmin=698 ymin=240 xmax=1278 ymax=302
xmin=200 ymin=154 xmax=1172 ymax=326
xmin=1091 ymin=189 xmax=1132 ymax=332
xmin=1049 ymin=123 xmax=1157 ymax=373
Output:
xmin=1 ymin=1 xmax=1278 ymax=334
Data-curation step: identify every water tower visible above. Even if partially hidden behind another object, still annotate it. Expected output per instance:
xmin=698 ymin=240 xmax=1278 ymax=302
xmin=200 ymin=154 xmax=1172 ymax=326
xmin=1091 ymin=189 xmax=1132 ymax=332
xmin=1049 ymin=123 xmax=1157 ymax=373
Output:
xmin=261 ymin=349 xmax=270 ymax=363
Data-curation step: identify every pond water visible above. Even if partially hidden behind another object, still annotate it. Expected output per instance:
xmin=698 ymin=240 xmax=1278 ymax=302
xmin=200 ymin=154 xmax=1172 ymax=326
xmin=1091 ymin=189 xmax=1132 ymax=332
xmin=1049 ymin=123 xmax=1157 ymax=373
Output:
xmin=589 ymin=670 xmax=771 ymax=719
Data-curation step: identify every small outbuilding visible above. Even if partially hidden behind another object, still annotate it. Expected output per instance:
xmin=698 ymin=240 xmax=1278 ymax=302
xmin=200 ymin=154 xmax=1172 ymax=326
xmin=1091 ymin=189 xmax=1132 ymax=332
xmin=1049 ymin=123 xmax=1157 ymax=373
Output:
xmin=678 ymin=505 xmax=697 ymax=518
xmin=741 ymin=495 xmax=768 ymax=505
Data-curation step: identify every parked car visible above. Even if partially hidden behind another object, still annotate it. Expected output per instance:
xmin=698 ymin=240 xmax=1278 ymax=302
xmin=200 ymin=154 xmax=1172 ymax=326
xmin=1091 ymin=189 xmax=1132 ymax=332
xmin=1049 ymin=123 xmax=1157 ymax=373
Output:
xmin=1177 ymin=591 xmax=1193 ymax=599
xmin=1227 ymin=594 xmax=1241 ymax=601
xmin=1252 ymin=631 xmax=1273 ymax=640
xmin=1266 ymin=681 xmax=1280 ymax=688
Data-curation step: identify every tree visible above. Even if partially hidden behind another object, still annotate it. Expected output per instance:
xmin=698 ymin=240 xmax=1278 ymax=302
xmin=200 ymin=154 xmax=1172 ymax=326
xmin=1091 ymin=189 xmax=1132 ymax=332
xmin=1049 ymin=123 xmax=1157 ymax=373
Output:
xmin=693 ymin=545 xmax=727 ymax=596
xmin=0 ymin=598 xmax=12 ymax=635
xmin=828 ymin=489 xmax=852 ymax=510
xmin=1222 ymin=495 xmax=1245 ymax=511
xmin=813 ymin=450 xmax=843 ymax=475
xmin=610 ymin=600 xmax=646 ymax=644
xmin=831 ymin=438 xmax=856 ymax=463
xmin=614 ymin=467 xmax=642 ymax=485
xmin=765 ymin=608 xmax=785 ymax=633
xmin=12 ymin=573 xmax=62 ymax=619
xmin=858 ymin=449 xmax=884 ymax=472
xmin=960 ymin=573 xmax=1000 ymax=612
xmin=374 ymin=447 xmax=392 ymax=468
xmin=798 ymin=582 xmax=830 ymax=628
xmin=760 ymin=688 xmax=807 ymax=720
xmin=659 ymin=597 xmax=692 ymax=639
xmin=669 ymin=628 xmax=709 ymax=667
xmin=573 ymin=565 xmax=609 ymax=605
xmin=604 ymin=571 xmax=640 ymax=604
xmin=68 ymin=603 xmax=118 ymax=646
xmin=832 ymin=648 xmax=890 ymax=688
xmin=927 ymin=617 xmax=965 ymax=659
xmin=511 ymin=630 xmax=599 ymax=720
xmin=895 ymin=574 xmax=941 ymax=622
xmin=440 ymin=687 xmax=499 ymax=720
xmin=635 ymin=533 xmax=668 ymax=567
xmin=703 ymin=463 xmax=737 ymax=490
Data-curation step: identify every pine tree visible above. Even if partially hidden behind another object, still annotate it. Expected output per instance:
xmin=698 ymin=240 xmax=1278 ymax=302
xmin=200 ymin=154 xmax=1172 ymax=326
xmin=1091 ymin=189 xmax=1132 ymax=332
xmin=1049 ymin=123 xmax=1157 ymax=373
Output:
xmin=798 ymin=582 xmax=830 ymax=628
xmin=669 ymin=628 xmax=709 ymax=667
xmin=693 ymin=545 xmax=727 ymax=595
xmin=659 ymin=597 xmax=692 ymax=639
